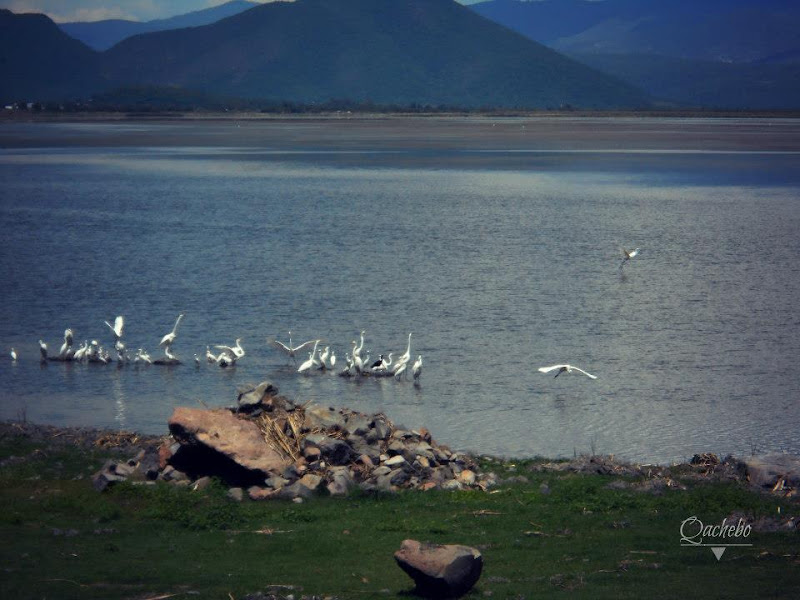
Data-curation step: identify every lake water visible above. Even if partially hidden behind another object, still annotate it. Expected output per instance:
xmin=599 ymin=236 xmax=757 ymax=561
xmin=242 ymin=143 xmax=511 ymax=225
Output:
xmin=1 ymin=116 xmax=799 ymax=464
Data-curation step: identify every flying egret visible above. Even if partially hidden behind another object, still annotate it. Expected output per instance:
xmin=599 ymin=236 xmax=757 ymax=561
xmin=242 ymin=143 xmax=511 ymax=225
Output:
xmin=538 ymin=364 xmax=597 ymax=379
xmin=104 ymin=316 xmax=124 ymax=341
xmin=412 ymin=355 xmax=423 ymax=380
xmin=620 ymin=247 xmax=640 ymax=270
xmin=159 ymin=313 xmax=185 ymax=351
xmin=215 ymin=338 xmax=245 ymax=360
xmin=270 ymin=331 xmax=316 ymax=363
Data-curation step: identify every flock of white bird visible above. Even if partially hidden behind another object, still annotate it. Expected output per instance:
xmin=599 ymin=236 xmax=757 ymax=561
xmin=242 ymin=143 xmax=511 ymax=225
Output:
xmin=270 ymin=330 xmax=422 ymax=382
xmin=6 ymin=246 xmax=640 ymax=385
xmin=9 ymin=313 xmax=246 ymax=369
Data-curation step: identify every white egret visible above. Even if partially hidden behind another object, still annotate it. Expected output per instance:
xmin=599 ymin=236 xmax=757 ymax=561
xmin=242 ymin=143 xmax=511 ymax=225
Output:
xmin=270 ymin=331 xmax=316 ymax=363
xmin=412 ymin=355 xmax=423 ymax=380
xmin=393 ymin=361 xmax=407 ymax=380
xmin=297 ymin=340 xmax=321 ymax=374
xmin=205 ymin=345 xmax=217 ymax=363
xmin=318 ymin=346 xmax=330 ymax=370
xmin=620 ymin=247 xmax=640 ymax=270
xmin=159 ymin=313 xmax=185 ymax=350
xmin=194 ymin=353 xmax=201 ymax=366
xmin=330 ymin=350 xmax=336 ymax=369
xmin=538 ymin=364 xmax=597 ymax=379
xmin=38 ymin=339 xmax=48 ymax=362
xmin=392 ymin=333 xmax=412 ymax=374
xmin=10 ymin=348 xmax=17 ymax=361
xmin=73 ymin=341 xmax=88 ymax=362
xmin=104 ymin=316 xmax=124 ymax=341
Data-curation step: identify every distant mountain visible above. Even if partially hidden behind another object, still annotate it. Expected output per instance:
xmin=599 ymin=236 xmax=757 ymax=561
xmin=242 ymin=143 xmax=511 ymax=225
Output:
xmin=59 ymin=0 xmax=258 ymax=51
xmin=470 ymin=0 xmax=800 ymax=108
xmin=1 ymin=0 xmax=649 ymax=109
xmin=471 ymin=0 xmax=800 ymax=63
xmin=95 ymin=0 xmax=648 ymax=109
xmin=0 ymin=9 xmax=102 ymax=101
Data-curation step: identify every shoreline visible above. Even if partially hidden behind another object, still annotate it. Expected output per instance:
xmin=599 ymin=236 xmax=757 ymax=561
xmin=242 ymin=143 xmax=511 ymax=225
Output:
xmin=3 ymin=109 xmax=800 ymax=123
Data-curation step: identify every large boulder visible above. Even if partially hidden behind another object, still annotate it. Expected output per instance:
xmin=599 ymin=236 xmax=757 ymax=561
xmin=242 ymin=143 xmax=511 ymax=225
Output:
xmin=168 ymin=407 xmax=290 ymax=481
xmin=394 ymin=539 xmax=483 ymax=598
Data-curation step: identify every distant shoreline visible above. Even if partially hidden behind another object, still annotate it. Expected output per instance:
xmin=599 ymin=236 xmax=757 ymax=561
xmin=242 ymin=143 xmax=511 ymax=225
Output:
xmin=3 ymin=109 xmax=800 ymax=123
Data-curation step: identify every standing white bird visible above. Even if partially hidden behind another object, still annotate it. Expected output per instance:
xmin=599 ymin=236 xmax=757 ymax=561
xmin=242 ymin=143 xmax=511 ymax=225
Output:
xmin=194 ymin=353 xmax=200 ymax=366
xmin=392 ymin=333 xmax=413 ymax=374
xmin=297 ymin=340 xmax=321 ymax=374
xmin=73 ymin=341 xmax=88 ymax=362
xmin=620 ymin=247 xmax=640 ymax=270
xmin=104 ymin=316 xmax=124 ymax=341
xmin=205 ymin=345 xmax=217 ymax=363
xmin=318 ymin=346 xmax=331 ymax=370
xmin=412 ymin=355 xmax=423 ymax=380
xmin=10 ymin=348 xmax=17 ymax=361
xmin=159 ymin=313 xmax=184 ymax=353
xmin=270 ymin=331 xmax=317 ymax=363
xmin=59 ymin=328 xmax=74 ymax=359
xmin=538 ymin=364 xmax=597 ymax=379
xmin=329 ymin=350 xmax=336 ymax=369
xmin=38 ymin=339 xmax=48 ymax=362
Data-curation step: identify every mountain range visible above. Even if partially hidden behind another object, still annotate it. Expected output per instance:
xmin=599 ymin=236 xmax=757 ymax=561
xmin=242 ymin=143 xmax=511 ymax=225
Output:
xmin=59 ymin=1 xmax=258 ymax=52
xmin=471 ymin=0 xmax=800 ymax=109
xmin=0 ymin=0 xmax=648 ymax=109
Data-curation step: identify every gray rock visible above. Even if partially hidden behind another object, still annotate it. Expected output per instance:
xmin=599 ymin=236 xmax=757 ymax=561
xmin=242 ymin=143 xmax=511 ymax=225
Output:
xmin=372 ymin=466 xmax=392 ymax=478
xmin=303 ymin=404 xmax=347 ymax=431
xmin=237 ymin=381 xmax=278 ymax=410
xmin=303 ymin=434 xmax=354 ymax=466
xmin=373 ymin=419 xmax=392 ymax=441
xmin=327 ymin=467 xmax=355 ymax=496
xmin=228 ymin=487 xmax=244 ymax=502
xmin=384 ymin=455 xmax=407 ymax=468
xmin=345 ymin=414 xmax=372 ymax=436
xmin=745 ymin=454 xmax=800 ymax=488
xmin=92 ymin=462 xmax=127 ymax=491
xmin=394 ymin=539 xmax=483 ymax=597
xmin=192 ymin=476 xmax=213 ymax=491
xmin=276 ymin=474 xmax=324 ymax=499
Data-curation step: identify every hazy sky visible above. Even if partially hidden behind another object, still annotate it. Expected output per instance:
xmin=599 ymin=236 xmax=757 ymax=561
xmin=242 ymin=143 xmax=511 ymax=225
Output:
xmin=3 ymin=0 xmax=483 ymax=23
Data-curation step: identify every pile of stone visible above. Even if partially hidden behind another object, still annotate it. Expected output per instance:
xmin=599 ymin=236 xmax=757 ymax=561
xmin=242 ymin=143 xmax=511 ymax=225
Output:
xmin=93 ymin=381 xmax=498 ymax=499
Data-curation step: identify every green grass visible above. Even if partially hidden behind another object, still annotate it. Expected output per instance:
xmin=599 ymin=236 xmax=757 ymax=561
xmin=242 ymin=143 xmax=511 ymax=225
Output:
xmin=0 ymin=431 xmax=797 ymax=599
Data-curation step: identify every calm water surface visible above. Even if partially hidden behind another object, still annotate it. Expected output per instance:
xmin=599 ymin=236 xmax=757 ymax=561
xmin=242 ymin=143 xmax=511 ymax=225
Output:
xmin=1 ymin=117 xmax=799 ymax=463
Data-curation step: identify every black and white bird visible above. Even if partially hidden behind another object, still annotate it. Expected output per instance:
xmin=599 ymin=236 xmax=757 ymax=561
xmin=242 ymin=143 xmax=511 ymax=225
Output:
xmin=538 ymin=364 xmax=597 ymax=379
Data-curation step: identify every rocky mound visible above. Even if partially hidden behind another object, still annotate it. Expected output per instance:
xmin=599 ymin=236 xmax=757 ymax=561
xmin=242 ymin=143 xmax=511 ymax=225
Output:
xmin=93 ymin=381 xmax=497 ymax=499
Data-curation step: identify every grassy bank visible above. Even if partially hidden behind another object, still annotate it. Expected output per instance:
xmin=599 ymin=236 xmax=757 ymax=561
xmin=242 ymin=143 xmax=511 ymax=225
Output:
xmin=0 ymin=422 xmax=797 ymax=599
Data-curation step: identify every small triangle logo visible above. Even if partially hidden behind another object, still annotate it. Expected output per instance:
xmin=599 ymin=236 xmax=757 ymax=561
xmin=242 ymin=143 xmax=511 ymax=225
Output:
xmin=711 ymin=547 xmax=726 ymax=561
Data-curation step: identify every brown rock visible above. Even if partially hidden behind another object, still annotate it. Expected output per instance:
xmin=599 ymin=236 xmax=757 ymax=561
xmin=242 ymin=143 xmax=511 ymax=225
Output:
xmin=394 ymin=539 xmax=483 ymax=597
xmin=168 ymin=407 xmax=290 ymax=476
